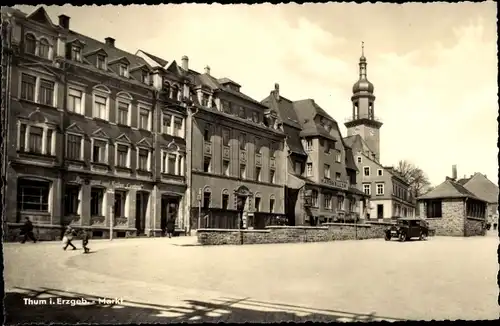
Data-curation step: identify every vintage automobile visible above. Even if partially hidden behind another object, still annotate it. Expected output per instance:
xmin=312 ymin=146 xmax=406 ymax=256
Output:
xmin=385 ymin=218 xmax=430 ymax=242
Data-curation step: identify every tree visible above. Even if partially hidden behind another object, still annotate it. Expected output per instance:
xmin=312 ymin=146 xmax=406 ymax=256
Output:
xmin=394 ymin=160 xmax=432 ymax=198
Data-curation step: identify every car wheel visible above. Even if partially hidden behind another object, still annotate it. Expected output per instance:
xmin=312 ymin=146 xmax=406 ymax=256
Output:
xmin=385 ymin=233 xmax=391 ymax=241
xmin=399 ymin=233 xmax=407 ymax=242
xmin=420 ymin=232 xmax=427 ymax=241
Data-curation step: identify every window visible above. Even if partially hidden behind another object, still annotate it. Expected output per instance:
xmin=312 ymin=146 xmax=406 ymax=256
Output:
xmin=68 ymin=88 xmax=83 ymax=114
xmin=93 ymin=94 xmax=107 ymax=119
xmin=337 ymin=196 xmax=344 ymax=211
xmin=204 ymin=126 xmax=211 ymax=142
xmin=141 ymin=70 xmax=149 ymax=84
xmin=255 ymin=197 xmax=261 ymax=212
xmin=163 ymin=114 xmax=172 ymax=134
xmin=201 ymin=94 xmax=209 ymax=107
xmin=177 ymin=155 xmax=184 ymax=176
xmin=255 ymin=137 xmax=261 ymax=154
xmin=238 ymin=106 xmax=246 ymax=119
xmin=71 ymin=45 xmax=81 ymax=61
xmin=25 ymin=34 xmax=37 ymax=54
xmin=17 ymin=179 xmax=50 ymax=212
xmin=166 ymin=154 xmax=176 ymax=174
xmin=29 ymin=126 xmax=43 ymax=154
xmin=39 ymin=39 xmax=50 ymax=59
xmin=335 ymin=172 xmax=341 ymax=181
xmin=377 ymin=169 xmax=383 ymax=176
xmin=269 ymin=169 xmax=275 ymax=184
xmin=363 ymin=167 xmax=370 ymax=176
xmin=426 ymin=200 xmax=442 ymax=218
xmin=116 ymin=144 xmax=129 ymax=168
xmin=114 ymin=190 xmax=127 ymax=218
xmin=306 ymin=163 xmax=313 ymax=176
xmin=38 ymin=79 xmax=55 ymax=106
xmin=240 ymin=164 xmax=246 ymax=179
xmin=252 ymin=111 xmax=259 ymax=123
xmin=222 ymin=193 xmax=229 ymax=210
xmin=92 ymin=139 xmax=107 ymax=163
xmin=90 ymin=187 xmax=104 ymax=216
xmin=357 ymin=156 xmax=362 ymax=163
xmin=239 ymin=133 xmax=246 ymax=150
xmin=376 ymin=183 xmax=384 ymax=195
xmin=138 ymin=148 xmax=149 ymax=171
xmin=324 ymin=140 xmax=330 ymax=154
xmin=66 ymin=134 xmax=82 ymax=160
xmin=222 ymin=160 xmax=230 ymax=176
xmin=363 ymin=184 xmax=371 ymax=195
xmin=222 ymin=128 xmax=230 ymax=146
xmin=171 ymin=86 xmax=179 ymax=101
xmin=46 ymin=130 xmax=53 ymax=156
xmin=173 ymin=117 xmax=183 ymax=137
xmin=97 ymin=54 xmax=106 ymax=70
xmin=64 ymin=184 xmax=80 ymax=216
xmin=311 ymin=190 xmax=319 ymax=208
xmin=305 ymin=139 xmax=313 ymax=151
xmin=335 ymin=151 xmax=341 ymax=163
xmin=324 ymin=164 xmax=331 ymax=179
xmin=117 ymin=101 xmax=129 ymax=125
xmin=203 ymin=191 xmax=211 ymax=208
xmin=119 ymin=63 xmax=129 ymax=77
xmin=21 ymin=74 xmax=36 ymax=101
xmin=255 ymin=167 xmax=261 ymax=181
xmin=203 ymin=156 xmax=211 ymax=173
xmin=269 ymin=198 xmax=275 ymax=213
xmin=139 ymin=108 xmax=150 ymax=130
xmin=295 ymin=161 xmax=302 ymax=175
xmin=324 ymin=194 xmax=332 ymax=210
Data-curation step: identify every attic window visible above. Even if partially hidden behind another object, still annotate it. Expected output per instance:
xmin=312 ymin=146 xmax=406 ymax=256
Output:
xmin=71 ymin=45 xmax=82 ymax=61
xmin=96 ymin=54 xmax=106 ymax=70
xmin=141 ymin=70 xmax=149 ymax=84
xmin=119 ymin=63 xmax=129 ymax=77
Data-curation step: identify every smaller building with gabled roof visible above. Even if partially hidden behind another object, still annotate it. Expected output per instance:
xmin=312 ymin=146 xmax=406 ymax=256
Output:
xmin=417 ymin=177 xmax=487 ymax=236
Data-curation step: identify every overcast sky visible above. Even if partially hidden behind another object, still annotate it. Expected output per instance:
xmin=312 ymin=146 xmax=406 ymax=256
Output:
xmin=16 ymin=3 xmax=498 ymax=186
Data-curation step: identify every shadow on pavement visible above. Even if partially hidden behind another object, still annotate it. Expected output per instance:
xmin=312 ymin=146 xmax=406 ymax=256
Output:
xmin=5 ymin=287 xmax=407 ymax=324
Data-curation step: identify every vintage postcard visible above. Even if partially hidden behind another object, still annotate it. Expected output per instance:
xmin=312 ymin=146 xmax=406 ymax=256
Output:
xmin=2 ymin=2 xmax=498 ymax=323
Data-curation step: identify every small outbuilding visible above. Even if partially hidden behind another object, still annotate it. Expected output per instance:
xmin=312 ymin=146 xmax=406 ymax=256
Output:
xmin=417 ymin=177 xmax=487 ymax=236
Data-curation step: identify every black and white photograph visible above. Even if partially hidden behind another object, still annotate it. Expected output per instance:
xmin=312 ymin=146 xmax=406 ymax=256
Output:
xmin=1 ymin=1 xmax=498 ymax=323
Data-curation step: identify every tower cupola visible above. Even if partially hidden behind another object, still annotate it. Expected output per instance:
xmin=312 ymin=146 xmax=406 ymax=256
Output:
xmin=352 ymin=42 xmax=374 ymax=94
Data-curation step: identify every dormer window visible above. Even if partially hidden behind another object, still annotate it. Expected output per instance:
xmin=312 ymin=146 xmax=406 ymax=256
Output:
xmin=39 ymin=39 xmax=50 ymax=59
xmin=201 ymin=94 xmax=209 ymax=107
xmin=141 ymin=70 xmax=149 ymax=84
xmin=238 ymin=106 xmax=246 ymax=119
xmin=96 ymin=54 xmax=107 ymax=70
xmin=252 ymin=111 xmax=259 ymax=123
xmin=71 ymin=45 xmax=82 ymax=62
xmin=119 ymin=63 xmax=129 ymax=77
xmin=25 ymin=34 xmax=37 ymax=55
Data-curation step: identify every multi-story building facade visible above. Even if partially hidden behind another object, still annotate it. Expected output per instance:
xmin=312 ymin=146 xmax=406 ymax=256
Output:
xmin=3 ymin=6 xmax=191 ymax=240
xmin=262 ymin=84 xmax=368 ymax=226
xmin=343 ymin=45 xmax=415 ymax=220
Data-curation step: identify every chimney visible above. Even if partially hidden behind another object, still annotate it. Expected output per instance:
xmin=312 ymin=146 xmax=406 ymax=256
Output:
xmin=105 ymin=37 xmax=115 ymax=47
xmin=58 ymin=15 xmax=70 ymax=29
xmin=274 ymin=83 xmax=280 ymax=100
xmin=451 ymin=165 xmax=457 ymax=180
xmin=181 ymin=55 xmax=189 ymax=71
xmin=204 ymin=65 xmax=210 ymax=75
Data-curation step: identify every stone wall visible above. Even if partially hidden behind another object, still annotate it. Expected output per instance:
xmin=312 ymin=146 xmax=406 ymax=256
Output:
xmin=197 ymin=222 xmax=395 ymax=246
xmin=464 ymin=218 xmax=486 ymax=236
xmin=424 ymin=199 xmax=465 ymax=236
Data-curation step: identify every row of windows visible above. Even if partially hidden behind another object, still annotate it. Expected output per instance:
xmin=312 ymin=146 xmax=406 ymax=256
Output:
xmin=203 ymin=125 xmax=276 ymax=154
xmin=202 ymin=156 xmax=276 ymax=183
xmin=304 ymin=139 xmax=342 ymax=161
xmin=308 ymin=190 xmax=357 ymax=212
xmin=24 ymin=34 xmax=51 ymax=59
xmin=218 ymin=100 xmax=262 ymax=124
xmin=393 ymin=183 xmax=410 ymax=201
xmin=363 ymin=183 xmax=385 ymax=196
xmin=393 ymin=203 xmax=412 ymax=217
xmin=363 ymin=166 xmax=383 ymax=177
xmin=201 ymin=191 xmax=276 ymax=213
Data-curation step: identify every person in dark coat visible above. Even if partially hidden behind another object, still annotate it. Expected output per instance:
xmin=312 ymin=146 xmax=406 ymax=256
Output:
xmin=63 ymin=226 xmax=77 ymax=250
xmin=80 ymin=230 xmax=90 ymax=253
xmin=20 ymin=217 xmax=37 ymax=243
xmin=166 ymin=218 xmax=175 ymax=238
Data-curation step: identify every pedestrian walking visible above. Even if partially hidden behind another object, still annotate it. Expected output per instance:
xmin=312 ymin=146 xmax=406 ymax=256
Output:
xmin=20 ymin=217 xmax=37 ymax=243
xmin=166 ymin=218 xmax=175 ymax=238
xmin=62 ymin=226 xmax=77 ymax=250
xmin=80 ymin=229 xmax=90 ymax=253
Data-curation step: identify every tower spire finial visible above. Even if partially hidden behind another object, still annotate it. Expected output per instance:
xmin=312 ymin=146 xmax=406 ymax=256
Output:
xmin=361 ymin=41 xmax=364 ymax=57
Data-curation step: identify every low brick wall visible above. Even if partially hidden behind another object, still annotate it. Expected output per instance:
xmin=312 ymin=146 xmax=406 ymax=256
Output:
xmin=464 ymin=217 xmax=486 ymax=236
xmin=197 ymin=222 xmax=396 ymax=246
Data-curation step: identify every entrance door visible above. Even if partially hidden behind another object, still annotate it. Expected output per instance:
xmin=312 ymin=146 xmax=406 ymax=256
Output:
xmin=135 ymin=192 xmax=148 ymax=235
xmin=377 ymin=204 xmax=384 ymax=219
xmin=161 ymin=196 xmax=179 ymax=234
xmin=236 ymin=195 xmax=247 ymax=229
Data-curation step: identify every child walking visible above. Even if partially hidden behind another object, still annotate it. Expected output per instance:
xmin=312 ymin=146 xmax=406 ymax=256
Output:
xmin=81 ymin=229 xmax=90 ymax=254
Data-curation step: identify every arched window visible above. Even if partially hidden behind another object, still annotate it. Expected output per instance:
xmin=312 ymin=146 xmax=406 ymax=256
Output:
xmin=222 ymin=189 xmax=230 ymax=210
xmin=163 ymin=83 xmax=171 ymax=97
xmin=25 ymin=34 xmax=37 ymax=54
xmin=172 ymin=86 xmax=179 ymax=101
xmin=202 ymin=187 xmax=211 ymax=209
xmin=254 ymin=194 xmax=261 ymax=212
xmin=39 ymin=38 xmax=50 ymax=59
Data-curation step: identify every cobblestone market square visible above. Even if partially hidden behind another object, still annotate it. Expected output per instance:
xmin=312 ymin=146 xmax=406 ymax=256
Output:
xmin=4 ymin=234 xmax=499 ymax=323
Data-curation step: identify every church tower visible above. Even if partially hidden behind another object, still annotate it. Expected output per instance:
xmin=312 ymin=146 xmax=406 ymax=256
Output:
xmin=345 ymin=42 xmax=383 ymax=162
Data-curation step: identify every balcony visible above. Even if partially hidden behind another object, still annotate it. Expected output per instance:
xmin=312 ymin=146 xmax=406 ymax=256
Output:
xmin=321 ymin=178 xmax=348 ymax=190
xmin=344 ymin=114 xmax=382 ymax=124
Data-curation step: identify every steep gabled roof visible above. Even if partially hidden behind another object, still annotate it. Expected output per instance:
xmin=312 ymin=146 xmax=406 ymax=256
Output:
xmin=461 ymin=173 xmax=499 ymax=203
xmin=136 ymin=50 xmax=169 ymax=68
xmin=418 ymin=178 xmax=483 ymax=201
xmin=25 ymin=6 xmax=55 ymax=27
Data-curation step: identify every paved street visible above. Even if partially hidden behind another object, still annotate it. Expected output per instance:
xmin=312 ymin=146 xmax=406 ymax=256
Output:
xmin=4 ymin=233 xmax=499 ymax=323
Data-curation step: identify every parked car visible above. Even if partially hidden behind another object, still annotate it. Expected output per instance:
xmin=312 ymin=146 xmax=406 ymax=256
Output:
xmin=385 ymin=218 xmax=430 ymax=242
